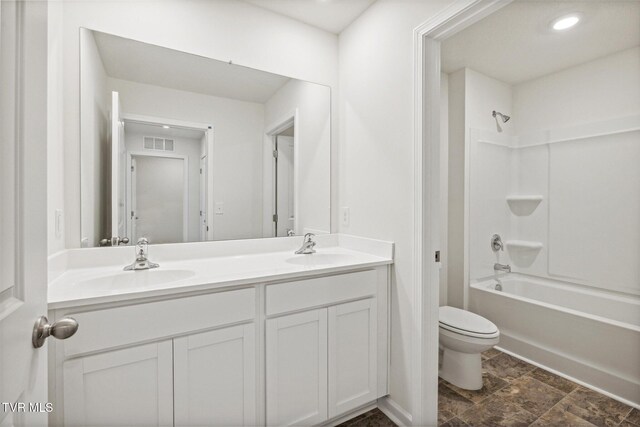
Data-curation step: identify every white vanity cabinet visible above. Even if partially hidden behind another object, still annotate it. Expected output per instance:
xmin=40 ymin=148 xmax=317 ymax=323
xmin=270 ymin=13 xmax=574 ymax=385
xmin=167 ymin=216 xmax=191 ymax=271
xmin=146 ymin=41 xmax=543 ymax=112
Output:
xmin=62 ymin=340 xmax=174 ymax=427
xmin=173 ymin=324 xmax=256 ymax=426
xmin=264 ymin=270 xmax=384 ymax=426
xmin=49 ymin=265 xmax=390 ymax=427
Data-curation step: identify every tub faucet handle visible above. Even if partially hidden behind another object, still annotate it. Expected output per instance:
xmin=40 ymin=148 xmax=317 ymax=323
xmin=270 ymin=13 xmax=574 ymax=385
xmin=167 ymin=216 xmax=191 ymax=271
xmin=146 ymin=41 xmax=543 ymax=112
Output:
xmin=491 ymin=234 xmax=504 ymax=252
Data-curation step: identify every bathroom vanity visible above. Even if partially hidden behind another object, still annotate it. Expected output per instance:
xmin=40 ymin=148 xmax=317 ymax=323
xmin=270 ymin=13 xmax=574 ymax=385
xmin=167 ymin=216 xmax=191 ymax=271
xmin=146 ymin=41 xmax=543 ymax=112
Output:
xmin=47 ymin=235 xmax=393 ymax=426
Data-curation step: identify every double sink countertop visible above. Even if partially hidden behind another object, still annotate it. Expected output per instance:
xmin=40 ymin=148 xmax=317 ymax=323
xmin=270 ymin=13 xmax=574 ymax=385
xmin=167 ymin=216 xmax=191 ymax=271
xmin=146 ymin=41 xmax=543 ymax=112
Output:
xmin=48 ymin=234 xmax=394 ymax=310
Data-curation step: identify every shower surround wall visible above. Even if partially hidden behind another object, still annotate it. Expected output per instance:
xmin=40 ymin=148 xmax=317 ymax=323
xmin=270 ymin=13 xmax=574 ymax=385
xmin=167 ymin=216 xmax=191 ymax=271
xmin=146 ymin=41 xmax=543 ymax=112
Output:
xmin=449 ymin=46 xmax=640 ymax=404
xmin=449 ymin=46 xmax=640 ymax=301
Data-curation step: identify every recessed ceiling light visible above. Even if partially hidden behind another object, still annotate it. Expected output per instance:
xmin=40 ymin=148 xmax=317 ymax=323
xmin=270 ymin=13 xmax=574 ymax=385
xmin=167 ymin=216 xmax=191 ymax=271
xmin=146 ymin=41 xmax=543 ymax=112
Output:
xmin=551 ymin=14 xmax=581 ymax=31
xmin=162 ymin=125 xmax=170 ymax=129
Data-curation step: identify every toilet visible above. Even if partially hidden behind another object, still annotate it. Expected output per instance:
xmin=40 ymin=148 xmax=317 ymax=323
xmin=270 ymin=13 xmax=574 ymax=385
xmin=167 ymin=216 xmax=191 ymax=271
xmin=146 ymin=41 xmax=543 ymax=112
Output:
xmin=439 ymin=306 xmax=500 ymax=390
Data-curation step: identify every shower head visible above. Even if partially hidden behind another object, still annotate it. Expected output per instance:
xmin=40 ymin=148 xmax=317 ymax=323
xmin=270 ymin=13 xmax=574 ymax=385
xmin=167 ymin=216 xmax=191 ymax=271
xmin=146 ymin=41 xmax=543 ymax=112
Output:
xmin=492 ymin=110 xmax=511 ymax=123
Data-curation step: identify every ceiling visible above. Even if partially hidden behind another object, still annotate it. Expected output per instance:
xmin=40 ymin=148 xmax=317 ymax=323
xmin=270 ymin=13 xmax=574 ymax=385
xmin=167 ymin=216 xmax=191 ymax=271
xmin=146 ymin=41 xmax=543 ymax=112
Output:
xmin=242 ymin=0 xmax=376 ymax=34
xmin=442 ymin=1 xmax=640 ymax=84
xmin=92 ymin=31 xmax=291 ymax=104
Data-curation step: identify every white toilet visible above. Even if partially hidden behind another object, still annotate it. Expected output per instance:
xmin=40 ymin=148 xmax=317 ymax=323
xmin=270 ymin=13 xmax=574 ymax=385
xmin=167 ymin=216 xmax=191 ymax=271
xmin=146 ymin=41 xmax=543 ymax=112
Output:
xmin=439 ymin=306 xmax=500 ymax=390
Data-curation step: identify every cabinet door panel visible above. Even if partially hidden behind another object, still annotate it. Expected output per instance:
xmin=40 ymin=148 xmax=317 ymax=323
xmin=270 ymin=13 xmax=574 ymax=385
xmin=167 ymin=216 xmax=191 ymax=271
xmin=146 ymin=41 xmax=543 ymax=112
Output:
xmin=63 ymin=341 xmax=173 ymax=427
xmin=328 ymin=299 xmax=377 ymax=418
xmin=266 ymin=309 xmax=328 ymax=426
xmin=174 ymin=324 xmax=256 ymax=426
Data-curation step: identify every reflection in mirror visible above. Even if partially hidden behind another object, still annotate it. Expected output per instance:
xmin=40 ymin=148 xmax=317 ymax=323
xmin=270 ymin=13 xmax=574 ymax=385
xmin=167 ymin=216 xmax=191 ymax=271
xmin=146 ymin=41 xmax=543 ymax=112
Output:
xmin=80 ymin=29 xmax=331 ymax=247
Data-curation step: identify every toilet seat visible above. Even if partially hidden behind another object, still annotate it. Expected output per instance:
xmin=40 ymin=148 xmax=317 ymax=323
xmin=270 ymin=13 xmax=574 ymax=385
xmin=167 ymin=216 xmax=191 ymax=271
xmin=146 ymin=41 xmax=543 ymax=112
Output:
xmin=439 ymin=306 xmax=499 ymax=339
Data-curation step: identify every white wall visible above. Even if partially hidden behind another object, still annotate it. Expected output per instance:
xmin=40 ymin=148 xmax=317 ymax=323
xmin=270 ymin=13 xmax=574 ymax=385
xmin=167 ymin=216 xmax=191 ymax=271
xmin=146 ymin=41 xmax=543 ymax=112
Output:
xmin=456 ymin=48 xmax=640 ymax=297
xmin=464 ymin=69 xmax=513 ymax=283
xmin=447 ymin=69 xmax=466 ymax=309
xmin=79 ymin=30 xmax=109 ymax=247
xmin=109 ymin=78 xmax=266 ymax=241
xmin=514 ymin=47 xmax=640 ymax=134
xmin=439 ymin=73 xmax=449 ymax=306
xmin=447 ymin=67 xmax=514 ymax=306
xmin=124 ymin=129 xmax=202 ymax=242
xmin=47 ymin=1 xmax=65 ymax=254
xmin=264 ymin=79 xmax=331 ymax=236
xmin=338 ymin=0 xmax=455 ymax=420
xmin=56 ymin=0 xmax=339 ymax=249
xmin=509 ymin=47 xmax=640 ymax=295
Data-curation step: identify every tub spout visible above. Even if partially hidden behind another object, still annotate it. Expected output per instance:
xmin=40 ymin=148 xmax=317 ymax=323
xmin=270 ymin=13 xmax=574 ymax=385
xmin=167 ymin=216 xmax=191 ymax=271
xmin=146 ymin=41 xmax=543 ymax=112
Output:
xmin=494 ymin=263 xmax=511 ymax=273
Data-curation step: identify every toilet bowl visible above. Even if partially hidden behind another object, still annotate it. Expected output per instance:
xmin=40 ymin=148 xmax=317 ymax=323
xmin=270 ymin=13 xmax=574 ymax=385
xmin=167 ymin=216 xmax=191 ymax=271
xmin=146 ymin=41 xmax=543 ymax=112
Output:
xmin=439 ymin=306 xmax=499 ymax=390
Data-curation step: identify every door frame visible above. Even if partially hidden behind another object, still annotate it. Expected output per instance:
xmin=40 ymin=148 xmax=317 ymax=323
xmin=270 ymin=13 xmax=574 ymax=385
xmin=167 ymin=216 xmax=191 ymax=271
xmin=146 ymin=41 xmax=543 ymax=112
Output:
xmin=265 ymin=110 xmax=299 ymax=237
xmin=121 ymin=113 xmax=214 ymax=241
xmin=410 ymin=0 xmax=511 ymax=425
xmin=127 ymin=151 xmax=189 ymax=243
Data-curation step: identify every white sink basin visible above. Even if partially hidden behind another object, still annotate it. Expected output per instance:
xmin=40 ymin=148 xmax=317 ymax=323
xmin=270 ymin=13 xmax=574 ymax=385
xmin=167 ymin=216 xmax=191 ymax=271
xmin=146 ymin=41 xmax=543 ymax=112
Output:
xmin=285 ymin=253 xmax=357 ymax=266
xmin=77 ymin=269 xmax=196 ymax=291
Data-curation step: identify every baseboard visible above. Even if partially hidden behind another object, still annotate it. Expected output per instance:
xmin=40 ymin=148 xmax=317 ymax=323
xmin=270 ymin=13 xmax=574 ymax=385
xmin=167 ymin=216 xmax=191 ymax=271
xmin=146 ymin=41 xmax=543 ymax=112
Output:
xmin=377 ymin=396 xmax=412 ymax=426
xmin=322 ymin=402 xmax=377 ymax=427
xmin=497 ymin=335 xmax=640 ymax=409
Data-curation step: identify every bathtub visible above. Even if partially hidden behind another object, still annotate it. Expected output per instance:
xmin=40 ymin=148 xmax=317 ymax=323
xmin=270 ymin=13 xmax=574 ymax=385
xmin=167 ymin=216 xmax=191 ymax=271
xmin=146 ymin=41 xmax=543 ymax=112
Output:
xmin=469 ymin=274 xmax=640 ymax=406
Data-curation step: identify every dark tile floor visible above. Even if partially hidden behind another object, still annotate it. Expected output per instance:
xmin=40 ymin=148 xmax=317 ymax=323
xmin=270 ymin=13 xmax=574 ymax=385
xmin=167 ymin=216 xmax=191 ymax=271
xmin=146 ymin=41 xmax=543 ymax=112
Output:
xmin=438 ymin=348 xmax=639 ymax=427
xmin=338 ymin=348 xmax=640 ymax=427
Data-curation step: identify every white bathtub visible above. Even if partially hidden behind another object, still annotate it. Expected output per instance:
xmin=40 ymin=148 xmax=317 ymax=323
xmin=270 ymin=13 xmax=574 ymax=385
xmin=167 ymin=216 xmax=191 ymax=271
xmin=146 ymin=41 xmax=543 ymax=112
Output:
xmin=469 ymin=274 xmax=640 ymax=406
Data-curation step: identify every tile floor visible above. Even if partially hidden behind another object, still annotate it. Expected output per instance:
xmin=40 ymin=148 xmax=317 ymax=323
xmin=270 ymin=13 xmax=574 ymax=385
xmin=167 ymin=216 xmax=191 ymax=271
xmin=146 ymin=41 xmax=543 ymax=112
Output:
xmin=438 ymin=348 xmax=639 ymax=427
xmin=338 ymin=348 xmax=640 ymax=427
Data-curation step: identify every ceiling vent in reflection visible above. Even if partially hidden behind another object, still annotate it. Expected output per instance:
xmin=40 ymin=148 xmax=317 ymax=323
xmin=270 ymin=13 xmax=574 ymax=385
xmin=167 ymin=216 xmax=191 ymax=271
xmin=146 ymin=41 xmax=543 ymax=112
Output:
xmin=143 ymin=136 xmax=174 ymax=151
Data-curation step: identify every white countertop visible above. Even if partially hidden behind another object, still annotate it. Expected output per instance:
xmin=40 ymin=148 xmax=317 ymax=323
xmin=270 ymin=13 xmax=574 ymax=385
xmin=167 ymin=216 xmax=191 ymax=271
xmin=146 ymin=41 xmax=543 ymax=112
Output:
xmin=48 ymin=234 xmax=393 ymax=310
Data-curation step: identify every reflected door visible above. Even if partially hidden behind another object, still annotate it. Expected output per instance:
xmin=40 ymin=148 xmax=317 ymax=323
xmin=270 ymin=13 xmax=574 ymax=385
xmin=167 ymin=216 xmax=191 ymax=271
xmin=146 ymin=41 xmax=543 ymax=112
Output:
xmin=131 ymin=155 xmax=187 ymax=244
xmin=111 ymin=91 xmax=126 ymax=241
xmin=275 ymin=135 xmax=295 ymax=237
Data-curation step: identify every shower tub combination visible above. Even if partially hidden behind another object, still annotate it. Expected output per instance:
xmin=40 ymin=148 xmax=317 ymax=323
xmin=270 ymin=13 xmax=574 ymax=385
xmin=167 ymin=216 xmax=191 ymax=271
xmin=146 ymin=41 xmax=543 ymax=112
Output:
xmin=470 ymin=273 xmax=640 ymax=406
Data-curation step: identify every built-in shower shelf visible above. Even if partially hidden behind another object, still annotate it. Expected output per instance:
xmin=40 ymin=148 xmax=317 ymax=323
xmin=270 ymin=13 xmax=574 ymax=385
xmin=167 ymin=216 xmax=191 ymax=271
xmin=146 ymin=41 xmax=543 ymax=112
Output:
xmin=506 ymin=195 xmax=543 ymax=216
xmin=506 ymin=195 xmax=543 ymax=202
xmin=505 ymin=240 xmax=543 ymax=250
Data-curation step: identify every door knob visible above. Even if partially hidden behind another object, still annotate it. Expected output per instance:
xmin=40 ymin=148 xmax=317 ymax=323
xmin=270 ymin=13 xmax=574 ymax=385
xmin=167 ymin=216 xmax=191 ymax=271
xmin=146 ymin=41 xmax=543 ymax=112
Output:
xmin=32 ymin=316 xmax=79 ymax=348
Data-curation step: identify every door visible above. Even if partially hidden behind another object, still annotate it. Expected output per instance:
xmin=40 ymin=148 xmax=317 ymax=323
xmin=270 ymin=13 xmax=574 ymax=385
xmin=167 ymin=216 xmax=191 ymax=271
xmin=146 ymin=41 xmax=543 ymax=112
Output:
xmin=275 ymin=135 xmax=295 ymax=237
xmin=0 ymin=2 xmax=49 ymax=425
xmin=131 ymin=155 xmax=186 ymax=244
xmin=266 ymin=309 xmax=328 ymax=426
xmin=174 ymin=324 xmax=256 ymax=426
xmin=110 ymin=91 xmax=126 ymax=241
xmin=199 ymin=155 xmax=207 ymax=241
xmin=62 ymin=341 xmax=173 ymax=426
xmin=328 ymin=299 xmax=378 ymax=418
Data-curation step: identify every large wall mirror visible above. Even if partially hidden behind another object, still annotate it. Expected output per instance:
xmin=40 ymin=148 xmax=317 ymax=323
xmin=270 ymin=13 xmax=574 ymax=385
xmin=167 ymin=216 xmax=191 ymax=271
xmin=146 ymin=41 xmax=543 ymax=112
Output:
xmin=80 ymin=29 xmax=331 ymax=247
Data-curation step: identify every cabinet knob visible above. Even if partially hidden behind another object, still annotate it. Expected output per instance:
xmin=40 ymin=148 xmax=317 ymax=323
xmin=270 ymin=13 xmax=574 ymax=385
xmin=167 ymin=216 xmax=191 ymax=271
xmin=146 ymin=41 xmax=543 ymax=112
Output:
xmin=32 ymin=316 xmax=79 ymax=348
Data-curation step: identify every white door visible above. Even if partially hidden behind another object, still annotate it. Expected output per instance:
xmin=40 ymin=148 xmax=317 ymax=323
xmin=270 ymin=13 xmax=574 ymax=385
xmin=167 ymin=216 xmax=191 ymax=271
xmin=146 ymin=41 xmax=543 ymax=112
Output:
xmin=328 ymin=299 xmax=378 ymax=418
xmin=131 ymin=155 xmax=186 ymax=244
xmin=199 ymin=156 xmax=207 ymax=241
xmin=174 ymin=324 xmax=256 ymax=426
xmin=62 ymin=341 xmax=173 ymax=427
xmin=266 ymin=309 xmax=328 ymax=426
xmin=275 ymin=135 xmax=295 ymax=237
xmin=110 ymin=91 xmax=126 ymax=241
xmin=0 ymin=2 xmax=49 ymax=425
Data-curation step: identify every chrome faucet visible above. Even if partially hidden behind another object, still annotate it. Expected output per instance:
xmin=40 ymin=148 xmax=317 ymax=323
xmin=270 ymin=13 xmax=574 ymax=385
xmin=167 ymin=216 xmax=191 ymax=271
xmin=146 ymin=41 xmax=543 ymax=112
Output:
xmin=124 ymin=237 xmax=159 ymax=271
xmin=494 ymin=263 xmax=511 ymax=273
xmin=295 ymin=233 xmax=316 ymax=255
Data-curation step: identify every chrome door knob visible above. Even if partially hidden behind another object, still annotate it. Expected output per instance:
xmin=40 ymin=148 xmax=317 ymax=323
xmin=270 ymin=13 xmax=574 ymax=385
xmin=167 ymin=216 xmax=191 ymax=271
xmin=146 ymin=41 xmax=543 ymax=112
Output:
xmin=32 ymin=316 xmax=79 ymax=348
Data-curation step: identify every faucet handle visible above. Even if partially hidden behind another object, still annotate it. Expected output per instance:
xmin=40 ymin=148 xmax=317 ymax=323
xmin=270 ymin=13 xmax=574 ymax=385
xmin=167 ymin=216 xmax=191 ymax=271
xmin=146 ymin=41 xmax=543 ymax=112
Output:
xmin=303 ymin=233 xmax=315 ymax=242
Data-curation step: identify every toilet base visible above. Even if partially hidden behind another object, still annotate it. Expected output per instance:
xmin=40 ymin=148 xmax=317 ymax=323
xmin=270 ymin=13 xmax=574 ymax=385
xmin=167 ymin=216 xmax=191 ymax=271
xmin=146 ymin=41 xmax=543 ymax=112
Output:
xmin=439 ymin=348 xmax=483 ymax=390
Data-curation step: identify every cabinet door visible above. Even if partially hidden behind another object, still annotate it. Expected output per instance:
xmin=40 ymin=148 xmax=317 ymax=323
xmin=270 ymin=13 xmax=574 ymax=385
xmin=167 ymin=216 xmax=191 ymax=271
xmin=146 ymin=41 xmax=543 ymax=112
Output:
xmin=174 ymin=323 xmax=256 ymax=426
xmin=266 ymin=309 xmax=328 ymax=426
xmin=63 ymin=341 xmax=173 ymax=427
xmin=328 ymin=299 xmax=378 ymax=418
